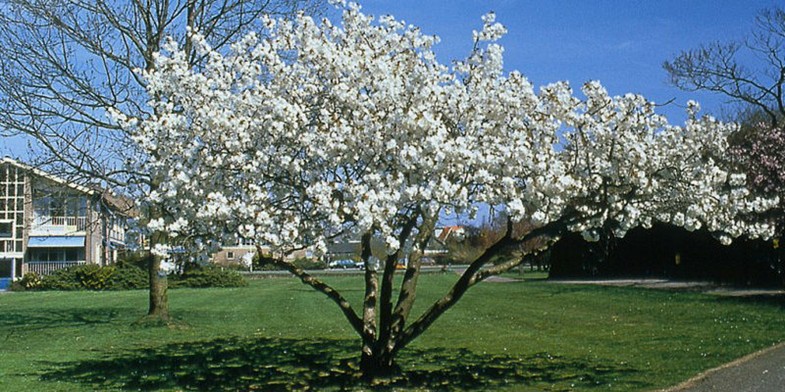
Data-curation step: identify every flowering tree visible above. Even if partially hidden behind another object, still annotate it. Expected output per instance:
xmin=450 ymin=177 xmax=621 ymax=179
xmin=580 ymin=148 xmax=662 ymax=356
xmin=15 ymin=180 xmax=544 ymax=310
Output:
xmin=119 ymin=3 xmax=776 ymax=378
xmin=730 ymin=123 xmax=785 ymax=235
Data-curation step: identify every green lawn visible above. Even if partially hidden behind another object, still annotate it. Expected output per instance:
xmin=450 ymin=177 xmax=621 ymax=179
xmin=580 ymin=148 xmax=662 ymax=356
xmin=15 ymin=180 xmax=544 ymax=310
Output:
xmin=1 ymin=273 xmax=784 ymax=391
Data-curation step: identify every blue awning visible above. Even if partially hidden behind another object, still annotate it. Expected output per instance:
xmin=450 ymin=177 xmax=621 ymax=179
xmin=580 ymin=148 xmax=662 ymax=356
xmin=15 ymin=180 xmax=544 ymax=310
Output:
xmin=27 ymin=236 xmax=85 ymax=248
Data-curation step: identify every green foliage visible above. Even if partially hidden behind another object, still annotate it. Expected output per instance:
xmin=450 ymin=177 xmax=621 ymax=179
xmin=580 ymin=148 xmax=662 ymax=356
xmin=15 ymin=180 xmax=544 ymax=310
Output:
xmin=37 ymin=264 xmax=148 ymax=291
xmin=33 ymin=261 xmax=245 ymax=291
xmin=40 ymin=266 xmax=81 ymax=290
xmin=19 ymin=271 xmax=42 ymax=290
xmin=109 ymin=264 xmax=149 ymax=290
xmin=75 ymin=264 xmax=116 ymax=290
xmin=117 ymin=252 xmax=152 ymax=270
xmin=257 ymin=257 xmax=326 ymax=271
xmin=169 ymin=265 xmax=248 ymax=288
xmin=292 ymin=257 xmax=327 ymax=270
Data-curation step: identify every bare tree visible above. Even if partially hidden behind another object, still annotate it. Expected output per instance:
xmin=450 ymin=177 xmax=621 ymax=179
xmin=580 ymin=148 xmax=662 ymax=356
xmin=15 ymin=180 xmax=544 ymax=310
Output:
xmin=0 ymin=0 xmax=325 ymax=323
xmin=663 ymin=7 xmax=785 ymax=127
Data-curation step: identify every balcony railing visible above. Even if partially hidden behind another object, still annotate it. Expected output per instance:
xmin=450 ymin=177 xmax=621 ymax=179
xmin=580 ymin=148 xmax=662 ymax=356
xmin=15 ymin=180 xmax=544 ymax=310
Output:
xmin=33 ymin=216 xmax=88 ymax=232
xmin=25 ymin=261 xmax=85 ymax=276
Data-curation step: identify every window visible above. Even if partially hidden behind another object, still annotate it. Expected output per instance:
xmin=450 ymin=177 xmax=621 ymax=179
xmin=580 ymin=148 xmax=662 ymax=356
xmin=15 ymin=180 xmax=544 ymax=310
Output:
xmin=66 ymin=249 xmax=80 ymax=262
xmin=0 ymin=221 xmax=12 ymax=238
xmin=49 ymin=198 xmax=65 ymax=216
xmin=227 ymin=251 xmax=235 ymax=260
xmin=29 ymin=248 xmax=83 ymax=262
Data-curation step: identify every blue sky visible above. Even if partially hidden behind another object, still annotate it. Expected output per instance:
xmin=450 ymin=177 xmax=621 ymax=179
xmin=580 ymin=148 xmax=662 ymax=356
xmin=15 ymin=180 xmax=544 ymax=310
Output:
xmin=350 ymin=0 xmax=779 ymax=122
xmin=1 ymin=0 xmax=780 ymax=158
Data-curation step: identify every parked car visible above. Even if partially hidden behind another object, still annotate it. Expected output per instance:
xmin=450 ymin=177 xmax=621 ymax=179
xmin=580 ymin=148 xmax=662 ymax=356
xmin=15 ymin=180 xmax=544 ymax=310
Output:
xmin=329 ymin=259 xmax=363 ymax=269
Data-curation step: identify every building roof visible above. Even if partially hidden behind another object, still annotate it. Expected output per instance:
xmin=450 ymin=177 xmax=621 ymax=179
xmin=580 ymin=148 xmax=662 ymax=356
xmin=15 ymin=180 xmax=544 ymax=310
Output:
xmin=436 ymin=226 xmax=465 ymax=243
xmin=2 ymin=156 xmax=94 ymax=194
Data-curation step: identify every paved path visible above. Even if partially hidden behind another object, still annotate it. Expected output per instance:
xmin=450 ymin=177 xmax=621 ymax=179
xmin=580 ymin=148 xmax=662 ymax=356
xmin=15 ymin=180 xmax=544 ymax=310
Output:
xmin=664 ymin=342 xmax=785 ymax=392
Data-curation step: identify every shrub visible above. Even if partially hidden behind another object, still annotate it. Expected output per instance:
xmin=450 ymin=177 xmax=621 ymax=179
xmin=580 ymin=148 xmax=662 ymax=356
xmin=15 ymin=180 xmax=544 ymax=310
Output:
xmin=169 ymin=265 xmax=248 ymax=288
xmin=38 ymin=263 xmax=148 ymax=291
xmin=19 ymin=272 xmax=42 ymax=290
xmin=109 ymin=264 xmax=148 ymax=290
xmin=256 ymin=257 xmax=326 ymax=271
xmin=34 ymin=262 xmax=244 ymax=291
xmin=292 ymin=257 xmax=327 ymax=270
xmin=75 ymin=264 xmax=116 ymax=290
xmin=41 ymin=267 xmax=81 ymax=290
xmin=116 ymin=252 xmax=152 ymax=270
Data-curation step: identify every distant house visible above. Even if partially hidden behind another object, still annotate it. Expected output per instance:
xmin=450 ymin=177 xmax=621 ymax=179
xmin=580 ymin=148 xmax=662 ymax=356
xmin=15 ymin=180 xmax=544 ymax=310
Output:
xmin=434 ymin=226 xmax=465 ymax=243
xmin=211 ymin=237 xmax=315 ymax=269
xmin=211 ymin=237 xmax=269 ymax=268
xmin=424 ymin=226 xmax=465 ymax=258
xmin=0 ymin=157 xmax=134 ymax=287
xmin=325 ymin=240 xmax=361 ymax=262
xmin=324 ymin=227 xmax=466 ymax=264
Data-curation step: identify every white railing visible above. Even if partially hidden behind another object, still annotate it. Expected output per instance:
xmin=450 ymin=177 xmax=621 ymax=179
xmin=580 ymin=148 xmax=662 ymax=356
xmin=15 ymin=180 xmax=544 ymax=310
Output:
xmin=25 ymin=261 xmax=84 ymax=276
xmin=33 ymin=216 xmax=88 ymax=231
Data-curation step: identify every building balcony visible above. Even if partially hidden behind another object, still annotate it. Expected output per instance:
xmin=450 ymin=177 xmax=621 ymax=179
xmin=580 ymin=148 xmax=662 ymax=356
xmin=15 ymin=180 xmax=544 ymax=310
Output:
xmin=31 ymin=216 xmax=88 ymax=235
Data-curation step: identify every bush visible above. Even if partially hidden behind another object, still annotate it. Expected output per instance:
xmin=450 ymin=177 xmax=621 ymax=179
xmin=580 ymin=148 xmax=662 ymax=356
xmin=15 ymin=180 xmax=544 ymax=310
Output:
xmin=38 ymin=263 xmax=148 ymax=291
xmin=117 ymin=252 xmax=152 ymax=270
xmin=40 ymin=267 xmax=81 ymax=290
xmin=75 ymin=264 xmax=116 ymax=290
xmin=19 ymin=272 xmax=42 ymax=290
xmin=109 ymin=264 xmax=148 ymax=290
xmin=32 ymin=262 xmax=245 ymax=291
xmin=256 ymin=257 xmax=326 ymax=271
xmin=292 ymin=257 xmax=327 ymax=270
xmin=169 ymin=265 xmax=248 ymax=288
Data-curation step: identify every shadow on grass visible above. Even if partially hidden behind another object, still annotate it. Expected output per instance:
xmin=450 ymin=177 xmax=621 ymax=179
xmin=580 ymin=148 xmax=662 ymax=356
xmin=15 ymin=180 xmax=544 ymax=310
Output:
xmin=41 ymin=336 xmax=647 ymax=391
xmin=712 ymin=293 xmax=785 ymax=308
xmin=0 ymin=308 xmax=126 ymax=330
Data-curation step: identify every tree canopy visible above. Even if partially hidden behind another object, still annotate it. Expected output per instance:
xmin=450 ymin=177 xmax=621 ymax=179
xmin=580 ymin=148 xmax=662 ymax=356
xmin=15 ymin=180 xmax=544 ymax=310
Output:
xmin=121 ymin=3 xmax=777 ymax=377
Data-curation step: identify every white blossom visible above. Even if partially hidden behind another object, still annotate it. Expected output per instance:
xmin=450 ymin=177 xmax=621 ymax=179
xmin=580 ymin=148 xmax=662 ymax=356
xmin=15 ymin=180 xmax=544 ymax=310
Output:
xmin=119 ymin=3 xmax=777 ymax=262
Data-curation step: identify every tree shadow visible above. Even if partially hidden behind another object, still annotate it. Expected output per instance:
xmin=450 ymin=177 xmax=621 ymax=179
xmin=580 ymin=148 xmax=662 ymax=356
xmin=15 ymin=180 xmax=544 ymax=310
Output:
xmin=711 ymin=293 xmax=785 ymax=309
xmin=0 ymin=308 xmax=125 ymax=331
xmin=40 ymin=336 xmax=648 ymax=391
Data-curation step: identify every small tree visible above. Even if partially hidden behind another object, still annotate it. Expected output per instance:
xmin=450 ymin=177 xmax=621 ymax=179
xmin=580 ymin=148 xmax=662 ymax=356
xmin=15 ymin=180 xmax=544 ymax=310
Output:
xmin=122 ymin=4 xmax=776 ymax=378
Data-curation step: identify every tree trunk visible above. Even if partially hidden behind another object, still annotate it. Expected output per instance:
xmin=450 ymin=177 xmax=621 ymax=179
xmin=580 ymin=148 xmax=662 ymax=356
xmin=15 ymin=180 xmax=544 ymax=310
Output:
xmin=147 ymin=254 xmax=170 ymax=321
xmin=360 ymin=344 xmax=400 ymax=380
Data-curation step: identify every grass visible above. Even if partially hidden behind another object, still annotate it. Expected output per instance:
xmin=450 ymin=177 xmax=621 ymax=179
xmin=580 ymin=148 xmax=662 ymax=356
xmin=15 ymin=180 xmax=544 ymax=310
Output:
xmin=1 ymin=273 xmax=784 ymax=391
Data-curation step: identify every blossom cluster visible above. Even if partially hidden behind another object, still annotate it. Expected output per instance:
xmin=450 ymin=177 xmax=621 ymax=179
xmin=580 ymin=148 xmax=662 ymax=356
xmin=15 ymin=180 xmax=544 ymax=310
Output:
xmin=118 ymin=3 xmax=777 ymax=259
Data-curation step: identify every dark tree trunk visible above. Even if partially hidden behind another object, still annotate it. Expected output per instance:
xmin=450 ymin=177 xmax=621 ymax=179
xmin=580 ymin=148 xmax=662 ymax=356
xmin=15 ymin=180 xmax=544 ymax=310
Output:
xmin=360 ymin=344 xmax=400 ymax=380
